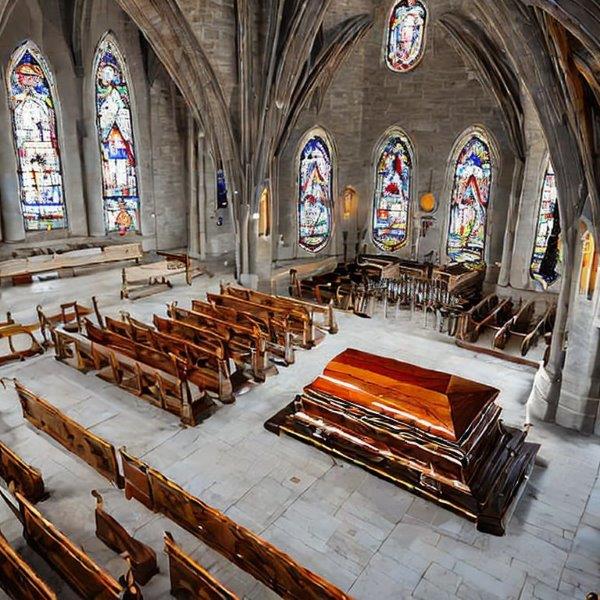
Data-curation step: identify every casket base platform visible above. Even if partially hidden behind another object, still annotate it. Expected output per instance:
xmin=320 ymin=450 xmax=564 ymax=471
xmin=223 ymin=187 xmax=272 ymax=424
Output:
xmin=265 ymin=348 xmax=539 ymax=536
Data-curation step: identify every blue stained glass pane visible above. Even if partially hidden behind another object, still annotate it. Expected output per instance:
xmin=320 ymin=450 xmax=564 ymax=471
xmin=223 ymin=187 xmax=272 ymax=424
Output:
xmin=95 ymin=35 xmax=140 ymax=234
xmin=386 ymin=0 xmax=427 ymax=72
xmin=447 ymin=135 xmax=493 ymax=265
xmin=373 ymin=134 xmax=412 ymax=252
xmin=7 ymin=42 xmax=67 ymax=231
xmin=530 ymin=165 xmax=560 ymax=287
xmin=298 ymin=135 xmax=333 ymax=253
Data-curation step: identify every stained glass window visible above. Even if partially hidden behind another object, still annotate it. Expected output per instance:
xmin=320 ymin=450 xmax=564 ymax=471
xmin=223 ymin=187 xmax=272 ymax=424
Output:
xmin=95 ymin=34 xmax=139 ymax=234
xmin=447 ymin=133 xmax=493 ymax=264
xmin=386 ymin=0 xmax=427 ymax=72
xmin=373 ymin=133 xmax=413 ymax=252
xmin=298 ymin=135 xmax=333 ymax=252
xmin=531 ymin=165 xmax=560 ymax=287
xmin=7 ymin=42 xmax=67 ymax=231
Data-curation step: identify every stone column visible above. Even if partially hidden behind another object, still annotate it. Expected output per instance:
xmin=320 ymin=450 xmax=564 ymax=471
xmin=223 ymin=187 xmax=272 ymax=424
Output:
xmin=197 ymin=130 xmax=207 ymax=261
xmin=498 ymin=159 xmax=525 ymax=287
xmin=187 ymin=114 xmax=199 ymax=257
xmin=0 ymin=191 xmax=25 ymax=242
xmin=556 ymin=253 xmax=600 ymax=433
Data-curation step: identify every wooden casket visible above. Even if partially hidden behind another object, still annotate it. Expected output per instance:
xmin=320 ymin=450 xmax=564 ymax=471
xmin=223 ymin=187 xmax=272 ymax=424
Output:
xmin=265 ymin=348 xmax=539 ymax=535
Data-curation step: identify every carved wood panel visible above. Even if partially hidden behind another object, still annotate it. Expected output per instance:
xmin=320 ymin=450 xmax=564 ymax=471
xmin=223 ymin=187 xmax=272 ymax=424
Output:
xmin=0 ymin=527 xmax=57 ymax=600
xmin=165 ymin=533 xmax=239 ymax=600
xmin=0 ymin=440 xmax=46 ymax=503
xmin=15 ymin=382 xmax=123 ymax=488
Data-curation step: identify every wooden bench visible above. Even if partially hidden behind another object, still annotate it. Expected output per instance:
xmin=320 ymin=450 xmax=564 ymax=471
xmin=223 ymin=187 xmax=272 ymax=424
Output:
xmin=0 ymin=526 xmax=57 ymax=599
xmin=14 ymin=381 xmax=124 ymax=487
xmin=0 ymin=243 xmax=143 ymax=285
xmin=119 ymin=449 xmax=351 ymax=600
xmin=3 ymin=489 xmax=140 ymax=599
xmin=457 ymin=293 xmax=501 ymax=342
xmin=121 ymin=251 xmax=207 ymax=300
xmin=92 ymin=490 xmax=158 ymax=587
xmin=103 ymin=316 xmax=235 ymax=403
xmin=0 ymin=440 xmax=46 ymax=503
xmin=54 ymin=326 xmax=214 ymax=426
xmin=164 ymin=306 xmax=274 ymax=380
xmin=165 ymin=532 xmax=238 ymax=600
xmin=221 ymin=283 xmax=339 ymax=335
xmin=0 ymin=321 xmax=43 ymax=365
xmin=207 ymin=292 xmax=315 ymax=349
xmin=191 ymin=299 xmax=294 ymax=365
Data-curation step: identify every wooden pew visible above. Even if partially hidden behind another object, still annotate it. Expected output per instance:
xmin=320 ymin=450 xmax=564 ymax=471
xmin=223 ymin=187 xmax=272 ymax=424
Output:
xmin=36 ymin=301 xmax=92 ymax=348
xmin=220 ymin=283 xmax=339 ymax=335
xmin=119 ymin=449 xmax=351 ymax=600
xmin=0 ymin=242 xmax=143 ymax=285
xmin=92 ymin=491 xmax=158 ymax=586
xmin=14 ymin=382 xmax=124 ymax=488
xmin=457 ymin=293 xmax=500 ymax=342
xmin=0 ymin=526 xmax=57 ymax=599
xmin=207 ymin=292 xmax=315 ymax=349
xmin=165 ymin=532 xmax=239 ymax=600
xmin=190 ymin=299 xmax=294 ymax=366
xmin=3 ymin=489 xmax=141 ymax=599
xmin=54 ymin=326 xmax=215 ymax=426
xmin=0 ymin=440 xmax=46 ymax=503
xmin=0 ymin=321 xmax=44 ymax=365
xmin=103 ymin=316 xmax=235 ymax=403
xmin=167 ymin=304 xmax=273 ymax=380
xmin=520 ymin=304 xmax=556 ymax=357
xmin=493 ymin=301 xmax=535 ymax=350
xmin=121 ymin=251 xmax=207 ymax=300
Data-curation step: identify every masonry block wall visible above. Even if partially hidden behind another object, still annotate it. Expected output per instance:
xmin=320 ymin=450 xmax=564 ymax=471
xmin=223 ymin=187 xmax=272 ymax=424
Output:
xmin=0 ymin=0 xmax=189 ymax=253
xmin=275 ymin=0 xmax=514 ymax=273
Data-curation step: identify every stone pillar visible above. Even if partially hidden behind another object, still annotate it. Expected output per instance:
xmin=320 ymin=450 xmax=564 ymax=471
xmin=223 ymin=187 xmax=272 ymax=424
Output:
xmin=498 ymin=159 xmax=525 ymax=287
xmin=0 ymin=192 xmax=25 ymax=242
xmin=556 ymin=253 xmax=600 ymax=434
xmin=197 ymin=131 xmax=207 ymax=261
xmin=187 ymin=114 xmax=199 ymax=257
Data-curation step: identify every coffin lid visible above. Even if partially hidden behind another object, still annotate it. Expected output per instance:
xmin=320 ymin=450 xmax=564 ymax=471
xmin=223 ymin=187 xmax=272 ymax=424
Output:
xmin=305 ymin=348 xmax=499 ymax=443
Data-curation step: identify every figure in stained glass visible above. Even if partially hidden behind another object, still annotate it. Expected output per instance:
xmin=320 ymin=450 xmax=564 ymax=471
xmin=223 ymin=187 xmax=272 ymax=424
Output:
xmin=447 ymin=134 xmax=493 ymax=265
xmin=7 ymin=42 xmax=67 ymax=231
xmin=373 ymin=134 xmax=412 ymax=252
xmin=95 ymin=34 xmax=139 ymax=233
xmin=531 ymin=165 xmax=561 ymax=287
xmin=298 ymin=135 xmax=333 ymax=252
xmin=386 ymin=0 xmax=427 ymax=72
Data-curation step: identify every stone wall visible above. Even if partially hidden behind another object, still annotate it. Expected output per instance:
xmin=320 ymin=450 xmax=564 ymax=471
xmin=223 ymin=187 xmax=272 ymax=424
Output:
xmin=0 ymin=0 xmax=190 ymax=252
xmin=274 ymin=0 xmax=515 ymax=273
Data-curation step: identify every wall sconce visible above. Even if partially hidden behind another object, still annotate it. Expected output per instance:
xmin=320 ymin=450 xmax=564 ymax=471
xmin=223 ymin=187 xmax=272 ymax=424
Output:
xmin=420 ymin=192 xmax=436 ymax=213
xmin=342 ymin=185 xmax=357 ymax=219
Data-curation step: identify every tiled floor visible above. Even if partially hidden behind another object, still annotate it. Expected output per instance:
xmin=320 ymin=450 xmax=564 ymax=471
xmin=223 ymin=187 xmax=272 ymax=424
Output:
xmin=0 ymin=266 xmax=598 ymax=599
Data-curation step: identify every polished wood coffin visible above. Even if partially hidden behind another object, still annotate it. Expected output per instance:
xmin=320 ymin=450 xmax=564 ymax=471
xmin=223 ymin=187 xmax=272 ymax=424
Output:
xmin=265 ymin=348 xmax=539 ymax=535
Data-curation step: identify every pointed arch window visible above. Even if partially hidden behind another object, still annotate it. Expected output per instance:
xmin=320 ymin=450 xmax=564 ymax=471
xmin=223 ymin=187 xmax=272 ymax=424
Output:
xmin=447 ymin=133 xmax=493 ymax=264
xmin=530 ymin=165 xmax=561 ymax=288
xmin=298 ymin=134 xmax=333 ymax=253
xmin=94 ymin=34 xmax=140 ymax=234
xmin=7 ymin=42 xmax=67 ymax=231
xmin=373 ymin=132 xmax=413 ymax=252
xmin=386 ymin=0 xmax=427 ymax=73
